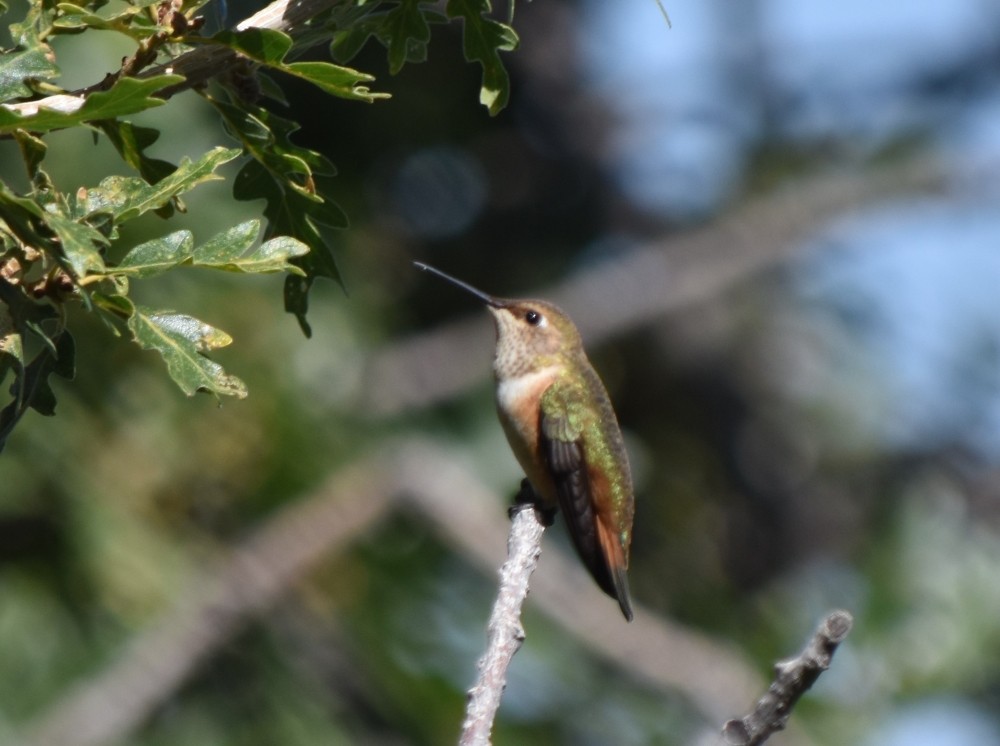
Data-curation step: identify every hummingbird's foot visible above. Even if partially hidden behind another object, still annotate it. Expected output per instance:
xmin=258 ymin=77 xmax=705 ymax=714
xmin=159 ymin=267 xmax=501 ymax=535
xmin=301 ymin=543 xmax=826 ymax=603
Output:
xmin=535 ymin=505 xmax=558 ymax=526
xmin=508 ymin=479 xmax=557 ymax=526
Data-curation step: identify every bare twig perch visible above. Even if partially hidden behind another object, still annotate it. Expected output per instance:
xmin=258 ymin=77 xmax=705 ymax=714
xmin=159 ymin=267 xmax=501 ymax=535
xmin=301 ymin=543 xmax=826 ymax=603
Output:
xmin=459 ymin=505 xmax=546 ymax=746
xmin=722 ymin=609 xmax=854 ymax=746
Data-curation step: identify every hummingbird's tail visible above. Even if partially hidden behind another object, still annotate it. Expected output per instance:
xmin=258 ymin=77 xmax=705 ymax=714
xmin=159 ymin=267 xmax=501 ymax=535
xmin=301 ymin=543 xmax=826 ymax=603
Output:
xmin=595 ymin=519 xmax=634 ymax=622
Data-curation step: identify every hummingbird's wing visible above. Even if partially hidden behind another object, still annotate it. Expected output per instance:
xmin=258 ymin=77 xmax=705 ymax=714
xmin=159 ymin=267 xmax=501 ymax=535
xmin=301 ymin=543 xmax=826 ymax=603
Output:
xmin=540 ymin=381 xmax=634 ymax=621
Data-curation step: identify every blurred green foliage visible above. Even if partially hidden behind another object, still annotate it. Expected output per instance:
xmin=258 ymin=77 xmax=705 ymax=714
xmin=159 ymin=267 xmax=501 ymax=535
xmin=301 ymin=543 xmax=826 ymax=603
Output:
xmin=0 ymin=0 xmax=517 ymax=449
xmin=3 ymin=0 xmax=1000 ymax=745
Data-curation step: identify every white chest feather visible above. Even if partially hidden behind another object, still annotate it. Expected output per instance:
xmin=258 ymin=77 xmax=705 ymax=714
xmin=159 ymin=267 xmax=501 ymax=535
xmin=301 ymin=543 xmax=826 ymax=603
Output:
xmin=495 ymin=366 xmax=559 ymax=419
xmin=495 ymin=365 xmax=561 ymax=503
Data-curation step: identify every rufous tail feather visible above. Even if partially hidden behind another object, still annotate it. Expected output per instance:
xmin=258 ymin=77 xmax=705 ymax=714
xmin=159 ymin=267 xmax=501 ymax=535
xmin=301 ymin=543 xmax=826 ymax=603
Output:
xmin=596 ymin=519 xmax=633 ymax=621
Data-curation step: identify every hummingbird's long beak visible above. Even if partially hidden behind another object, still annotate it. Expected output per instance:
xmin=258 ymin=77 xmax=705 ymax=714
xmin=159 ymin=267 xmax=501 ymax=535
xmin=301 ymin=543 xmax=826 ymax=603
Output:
xmin=413 ymin=261 xmax=503 ymax=308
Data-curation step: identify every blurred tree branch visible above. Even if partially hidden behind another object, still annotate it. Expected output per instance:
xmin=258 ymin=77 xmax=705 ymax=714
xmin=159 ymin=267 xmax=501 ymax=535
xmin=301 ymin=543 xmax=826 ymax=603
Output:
xmin=20 ymin=455 xmax=398 ymax=746
xmin=723 ymin=610 xmax=854 ymax=745
xmin=20 ymin=439 xmax=801 ymax=746
xmin=366 ymin=155 xmax=948 ymax=416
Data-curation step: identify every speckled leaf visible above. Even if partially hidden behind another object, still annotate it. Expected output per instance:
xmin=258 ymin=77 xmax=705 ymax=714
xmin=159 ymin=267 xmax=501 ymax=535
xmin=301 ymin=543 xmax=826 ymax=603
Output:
xmin=128 ymin=307 xmax=247 ymax=399
xmin=190 ymin=220 xmax=258 ymax=263
xmin=117 ymin=230 xmax=194 ymax=277
xmin=191 ymin=220 xmax=308 ymax=274
xmin=0 ymin=48 xmax=60 ymax=101
xmin=84 ymin=147 xmax=240 ymax=221
xmin=243 ymin=236 xmax=309 ymax=274
xmin=0 ymin=75 xmax=183 ymax=134
xmin=42 ymin=209 xmax=108 ymax=278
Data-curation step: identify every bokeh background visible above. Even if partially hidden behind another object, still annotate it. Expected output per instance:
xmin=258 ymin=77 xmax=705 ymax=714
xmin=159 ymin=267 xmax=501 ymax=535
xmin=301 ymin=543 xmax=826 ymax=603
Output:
xmin=4 ymin=0 xmax=1000 ymax=744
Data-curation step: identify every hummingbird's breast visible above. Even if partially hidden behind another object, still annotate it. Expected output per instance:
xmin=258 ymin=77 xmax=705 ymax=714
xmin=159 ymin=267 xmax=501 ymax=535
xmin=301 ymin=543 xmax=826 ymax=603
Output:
xmin=495 ymin=366 xmax=561 ymax=505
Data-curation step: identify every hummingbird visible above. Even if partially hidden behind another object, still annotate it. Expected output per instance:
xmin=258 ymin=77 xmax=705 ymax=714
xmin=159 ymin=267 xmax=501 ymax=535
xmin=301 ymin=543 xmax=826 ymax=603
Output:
xmin=415 ymin=262 xmax=635 ymax=621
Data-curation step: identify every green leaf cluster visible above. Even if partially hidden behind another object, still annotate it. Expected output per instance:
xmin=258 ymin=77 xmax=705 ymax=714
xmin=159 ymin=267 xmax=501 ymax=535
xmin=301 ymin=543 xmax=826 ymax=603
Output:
xmin=0 ymin=139 xmax=282 ymax=449
xmin=217 ymin=27 xmax=388 ymax=104
xmin=0 ymin=76 xmax=183 ymax=135
xmin=0 ymin=278 xmax=74 ymax=448
xmin=213 ymin=96 xmax=347 ymax=336
xmin=445 ymin=0 xmax=518 ymax=114
xmin=328 ymin=0 xmax=519 ymax=116
xmin=0 ymin=0 xmax=523 ymax=448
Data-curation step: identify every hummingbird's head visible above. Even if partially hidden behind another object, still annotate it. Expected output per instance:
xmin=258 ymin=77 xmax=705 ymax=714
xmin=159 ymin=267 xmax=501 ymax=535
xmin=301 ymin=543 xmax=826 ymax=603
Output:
xmin=413 ymin=261 xmax=583 ymax=380
xmin=486 ymin=299 xmax=582 ymax=379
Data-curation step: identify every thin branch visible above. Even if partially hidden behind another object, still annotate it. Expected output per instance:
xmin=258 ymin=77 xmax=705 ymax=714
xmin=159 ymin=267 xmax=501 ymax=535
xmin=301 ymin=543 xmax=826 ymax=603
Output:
xmin=722 ymin=610 xmax=854 ymax=746
xmin=400 ymin=442 xmax=778 ymax=734
xmin=459 ymin=505 xmax=546 ymax=746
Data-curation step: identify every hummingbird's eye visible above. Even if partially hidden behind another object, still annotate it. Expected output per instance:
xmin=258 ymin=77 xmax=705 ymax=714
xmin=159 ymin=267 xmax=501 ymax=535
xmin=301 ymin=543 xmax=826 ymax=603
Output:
xmin=524 ymin=309 xmax=542 ymax=326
